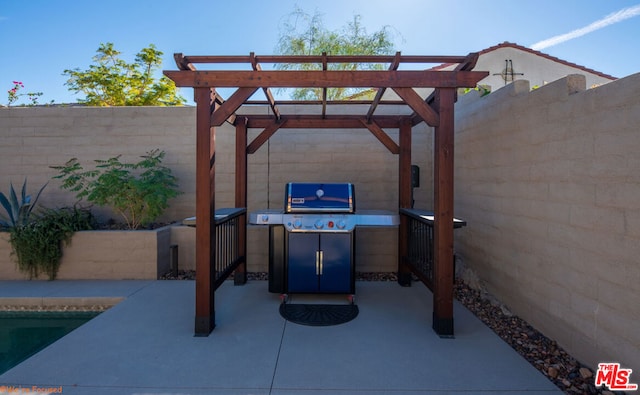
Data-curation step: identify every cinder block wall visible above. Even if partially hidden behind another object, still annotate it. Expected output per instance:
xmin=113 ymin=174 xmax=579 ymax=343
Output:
xmin=454 ymin=73 xmax=640 ymax=372
xmin=0 ymin=106 xmax=198 ymax=222
xmin=0 ymin=105 xmax=433 ymax=273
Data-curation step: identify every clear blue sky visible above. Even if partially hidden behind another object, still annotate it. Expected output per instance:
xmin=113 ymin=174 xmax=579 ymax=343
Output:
xmin=1 ymin=0 xmax=639 ymax=105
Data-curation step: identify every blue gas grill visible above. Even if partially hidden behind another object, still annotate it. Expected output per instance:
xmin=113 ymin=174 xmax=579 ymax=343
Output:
xmin=250 ymin=182 xmax=399 ymax=295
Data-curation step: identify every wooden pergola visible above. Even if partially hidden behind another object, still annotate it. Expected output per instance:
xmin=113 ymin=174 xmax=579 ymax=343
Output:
xmin=164 ymin=52 xmax=488 ymax=337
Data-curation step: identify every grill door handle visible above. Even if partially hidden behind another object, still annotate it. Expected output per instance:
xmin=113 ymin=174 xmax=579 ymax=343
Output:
xmin=319 ymin=250 xmax=323 ymax=275
xmin=315 ymin=251 xmax=320 ymax=275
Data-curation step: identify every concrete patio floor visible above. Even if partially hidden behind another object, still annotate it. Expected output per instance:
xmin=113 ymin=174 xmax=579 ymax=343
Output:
xmin=0 ymin=279 xmax=562 ymax=394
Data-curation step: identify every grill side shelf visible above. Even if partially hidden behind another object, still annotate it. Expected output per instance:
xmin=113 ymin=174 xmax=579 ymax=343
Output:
xmin=249 ymin=210 xmax=284 ymax=225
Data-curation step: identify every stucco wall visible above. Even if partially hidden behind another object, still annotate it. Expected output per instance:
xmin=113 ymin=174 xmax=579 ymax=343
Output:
xmin=454 ymin=73 xmax=640 ymax=372
xmin=472 ymin=46 xmax=615 ymax=91
xmin=436 ymin=44 xmax=616 ymax=94
xmin=0 ymin=105 xmax=432 ymax=273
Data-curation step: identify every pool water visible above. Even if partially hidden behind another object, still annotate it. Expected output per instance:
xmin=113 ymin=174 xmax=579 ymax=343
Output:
xmin=0 ymin=311 xmax=101 ymax=375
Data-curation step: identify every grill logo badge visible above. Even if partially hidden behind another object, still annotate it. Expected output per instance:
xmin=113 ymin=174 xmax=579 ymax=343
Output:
xmin=292 ymin=198 xmax=305 ymax=204
xmin=595 ymin=363 xmax=638 ymax=391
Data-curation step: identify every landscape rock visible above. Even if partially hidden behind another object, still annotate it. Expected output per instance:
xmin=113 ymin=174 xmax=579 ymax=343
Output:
xmin=580 ymin=367 xmax=593 ymax=379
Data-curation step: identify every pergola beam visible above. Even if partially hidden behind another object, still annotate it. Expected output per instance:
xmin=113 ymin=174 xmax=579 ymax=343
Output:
xmin=244 ymin=115 xmax=408 ymax=129
xmin=178 ymin=54 xmax=474 ymax=65
xmin=164 ymin=70 xmax=488 ymax=89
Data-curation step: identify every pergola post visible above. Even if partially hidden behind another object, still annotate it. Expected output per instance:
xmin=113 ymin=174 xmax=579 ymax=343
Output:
xmin=234 ymin=117 xmax=248 ymax=285
xmin=432 ymin=88 xmax=456 ymax=337
xmin=194 ymin=87 xmax=216 ymax=336
xmin=398 ymin=119 xmax=412 ymax=286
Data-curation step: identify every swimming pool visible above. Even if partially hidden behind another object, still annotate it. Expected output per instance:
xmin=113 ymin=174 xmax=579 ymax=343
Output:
xmin=0 ymin=311 xmax=101 ymax=375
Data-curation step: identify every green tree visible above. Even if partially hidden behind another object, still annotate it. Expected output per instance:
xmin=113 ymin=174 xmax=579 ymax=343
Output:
xmin=63 ymin=43 xmax=185 ymax=106
xmin=276 ymin=8 xmax=396 ymax=100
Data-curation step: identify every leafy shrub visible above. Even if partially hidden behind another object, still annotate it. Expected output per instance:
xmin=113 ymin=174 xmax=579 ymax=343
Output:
xmin=10 ymin=206 xmax=95 ymax=280
xmin=51 ymin=149 xmax=181 ymax=229
xmin=462 ymin=84 xmax=491 ymax=97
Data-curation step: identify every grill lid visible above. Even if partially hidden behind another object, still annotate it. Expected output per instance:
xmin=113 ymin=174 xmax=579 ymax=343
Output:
xmin=285 ymin=182 xmax=355 ymax=213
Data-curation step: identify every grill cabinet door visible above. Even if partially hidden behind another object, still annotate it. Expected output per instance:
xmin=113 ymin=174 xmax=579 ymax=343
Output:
xmin=318 ymin=233 xmax=352 ymax=293
xmin=287 ymin=233 xmax=320 ymax=293
xmin=287 ymin=232 xmax=352 ymax=293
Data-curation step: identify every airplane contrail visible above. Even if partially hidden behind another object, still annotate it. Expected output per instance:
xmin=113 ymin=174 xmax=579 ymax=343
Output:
xmin=530 ymin=4 xmax=640 ymax=50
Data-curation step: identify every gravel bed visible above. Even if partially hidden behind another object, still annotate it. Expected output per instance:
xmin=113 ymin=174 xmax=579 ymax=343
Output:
xmin=160 ymin=270 xmax=401 ymax=281
xmin=161 ymin=270 xmax=622 ymax=394
xmin=453 ymin=280 xmax=623 ymax=395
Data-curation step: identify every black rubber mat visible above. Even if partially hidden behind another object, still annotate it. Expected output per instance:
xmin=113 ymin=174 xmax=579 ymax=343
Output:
xmin=279 ymin=303 xmax=359 ymax=326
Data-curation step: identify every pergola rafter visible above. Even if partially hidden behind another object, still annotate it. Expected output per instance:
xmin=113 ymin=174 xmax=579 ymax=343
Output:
xmin=249 ymin=52 xmax=281 ymax=121
xmin=164 ymin=52 xmax=488 ymax=337
xmin=366 ymin=51 xmax=402 ymax=122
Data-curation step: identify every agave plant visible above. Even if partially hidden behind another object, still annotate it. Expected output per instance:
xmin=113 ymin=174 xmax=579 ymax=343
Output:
xmin=0 ymin=179 xmax=47 ymax=229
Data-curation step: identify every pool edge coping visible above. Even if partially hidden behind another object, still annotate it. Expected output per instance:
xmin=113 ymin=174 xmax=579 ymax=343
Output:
xmin=0 ymin=297 xmax=124 ymax=310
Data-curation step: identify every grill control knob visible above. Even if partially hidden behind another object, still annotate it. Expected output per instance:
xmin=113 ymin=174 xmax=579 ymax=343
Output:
xmin=336 ymin=220 xmax=346 ymax=229
xmin=314 ymin=220 xmax=324 ymax=229
xmin=261 ymin=215 xmax=269 ymax=223
xmin=293 ymin=219 xmax=302 ymax=229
